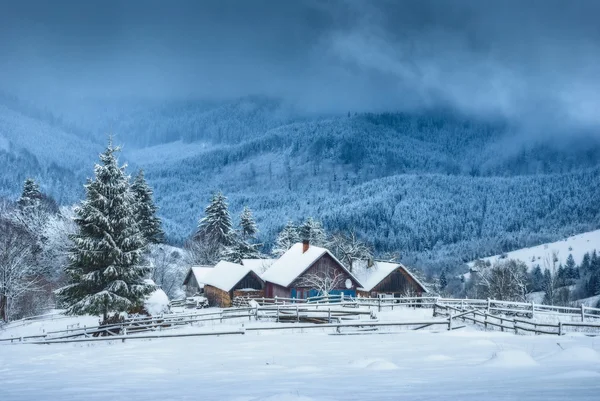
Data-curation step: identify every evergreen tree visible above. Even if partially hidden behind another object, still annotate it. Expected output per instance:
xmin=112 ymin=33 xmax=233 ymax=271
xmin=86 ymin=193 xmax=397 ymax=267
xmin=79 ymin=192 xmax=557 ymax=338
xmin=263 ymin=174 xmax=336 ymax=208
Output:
xmin=222 ymin=235 xmax=262 ymax=263
xmin=581 ymin=252 xmax=591 ymax=273
xmin=17 ymin=178 xmax=42 ymax=210
xmin=56 ymin=140 xmax=154 ymax=322
xmin=239 ymin=206 xmax=258 ymax=240
xmin=299 ymin=217 xmax=326 ymax=246
xmin=528 ymin=265 xmax=544 ymax=292
xmin=439 ymin=270 xmax=448 ymax=290
xmin=195 ymin=192 xmax=233 ymax=246
xmin=272 ymin=221 xmax=299 ymax=256
xmin=131 ymin=169 xmax=164 ymax=244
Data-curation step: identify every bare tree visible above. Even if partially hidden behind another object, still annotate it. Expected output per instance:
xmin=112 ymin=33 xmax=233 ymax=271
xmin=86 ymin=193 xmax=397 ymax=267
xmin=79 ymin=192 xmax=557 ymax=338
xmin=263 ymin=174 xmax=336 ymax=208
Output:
xmin=327 ymin=231 xmax=373 ymax=271
xmin=184 ymin=239 xmax=221 ymax=266
xmin=478 ymin=259 xmax=528 ymax=302
xmin=147 ymin=244 xmax=188 ymax=299
xmin=299 ymin=270 xmax=345 ymax=297
xmin=0 ymin=217 xmax=39 ymax=322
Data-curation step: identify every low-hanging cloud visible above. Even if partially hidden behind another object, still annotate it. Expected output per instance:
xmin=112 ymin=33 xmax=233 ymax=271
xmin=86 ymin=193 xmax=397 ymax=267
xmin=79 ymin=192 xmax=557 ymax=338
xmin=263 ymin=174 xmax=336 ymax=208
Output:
xmin=1 ymin=0 xmax=599 ymax=131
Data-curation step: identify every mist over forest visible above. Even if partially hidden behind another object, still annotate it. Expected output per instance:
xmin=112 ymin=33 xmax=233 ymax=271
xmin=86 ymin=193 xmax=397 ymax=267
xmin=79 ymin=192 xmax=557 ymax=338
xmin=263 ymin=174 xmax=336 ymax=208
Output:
xmin=1 ymin=0 xmax=600 ymax=275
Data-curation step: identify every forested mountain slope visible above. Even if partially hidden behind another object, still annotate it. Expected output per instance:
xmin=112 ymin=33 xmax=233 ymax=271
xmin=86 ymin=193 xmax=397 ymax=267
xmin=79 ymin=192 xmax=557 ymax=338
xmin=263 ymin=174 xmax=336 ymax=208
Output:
xmin=2 ymin=96 xmax=600 ymax=273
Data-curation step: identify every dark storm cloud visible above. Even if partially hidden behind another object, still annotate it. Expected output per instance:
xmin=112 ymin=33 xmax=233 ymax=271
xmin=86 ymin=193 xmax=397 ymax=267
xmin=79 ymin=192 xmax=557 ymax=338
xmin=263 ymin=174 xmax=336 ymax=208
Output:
xmin=1 ymin=0 xmax=600 ymax=128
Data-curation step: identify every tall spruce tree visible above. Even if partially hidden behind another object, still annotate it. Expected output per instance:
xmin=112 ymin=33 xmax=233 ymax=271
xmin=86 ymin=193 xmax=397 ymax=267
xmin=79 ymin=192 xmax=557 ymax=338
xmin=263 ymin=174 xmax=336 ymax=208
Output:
xmin=17 ymin=178 xmax=42 ymax=210
xmin=299 ymin=217 xmax=326 ymax=246
xmin=56 ymin=140 xmax=153 ymax=322
xmin=131 ymin=169 xmax=164 ymax=244
xmin=195 ymin=192 xmax=233 ymax=251
xmin=272 ymin=221 xmax=299 ymax=256
xmin=239 ymin=206 xmax=258 ymax=240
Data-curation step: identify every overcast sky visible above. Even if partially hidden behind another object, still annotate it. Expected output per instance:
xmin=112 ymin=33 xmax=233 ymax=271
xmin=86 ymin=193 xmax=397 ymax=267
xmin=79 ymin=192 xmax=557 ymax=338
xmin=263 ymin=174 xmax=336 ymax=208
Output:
xmin=1 ymin=0 xmax=599 ymax=129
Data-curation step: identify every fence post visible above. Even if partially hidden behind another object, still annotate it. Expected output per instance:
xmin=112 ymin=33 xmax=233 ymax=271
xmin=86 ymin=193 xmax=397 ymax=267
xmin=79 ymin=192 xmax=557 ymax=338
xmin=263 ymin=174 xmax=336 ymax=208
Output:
xmin=531 ymin=302 xmax=535 ymax=319
xmin=276 ymin=305 xmax=280 ymax=323
xmin=378 ymin=297 xmax=381 ymax=313
xmin=448 ymin=312 xmax=453 ymax=331
xmin=255 ymin=304 xmax=259 ymax=321
xmin=558 ymin=322 xmax=563 ymax=336
xmin=484 ymin=312 xmax=488 ymax=330
xmin=296 ymin=305 xmax=299 ymax=323
xmin=328 ymin=307 xmax=331 ymax=323
xmin=581 ymin=304 xmax=585 ymax=322
xmin=486 ymin=298 xmax=491 ymax=313
xmin=500 ymin=318 xmax=504 ymax=332
xmin=433 ymin=303 xmax=437 ymax=317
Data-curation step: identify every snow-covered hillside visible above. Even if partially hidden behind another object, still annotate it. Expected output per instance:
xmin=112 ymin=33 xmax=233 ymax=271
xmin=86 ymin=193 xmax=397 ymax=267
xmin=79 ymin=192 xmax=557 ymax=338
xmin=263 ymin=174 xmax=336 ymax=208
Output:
xmin=469 ymin=229 xmax=600 ymax=270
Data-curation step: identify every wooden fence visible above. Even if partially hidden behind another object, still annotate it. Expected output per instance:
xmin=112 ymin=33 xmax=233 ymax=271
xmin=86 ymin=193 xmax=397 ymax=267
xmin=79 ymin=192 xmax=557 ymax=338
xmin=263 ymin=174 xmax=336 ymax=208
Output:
xmin=433 ymin=303 xmax=600 ymax=336
xmin=243 ymin=295 xmax=600 ymax=321
xmin=5 ymin=295 xmax=600 ymax=344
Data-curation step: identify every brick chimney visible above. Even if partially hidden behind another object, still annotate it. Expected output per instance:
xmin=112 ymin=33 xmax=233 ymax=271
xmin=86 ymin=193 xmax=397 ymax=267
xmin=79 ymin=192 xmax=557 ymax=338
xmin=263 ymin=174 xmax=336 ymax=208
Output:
xmin=302 ymin=240 xmax=310 ymax=253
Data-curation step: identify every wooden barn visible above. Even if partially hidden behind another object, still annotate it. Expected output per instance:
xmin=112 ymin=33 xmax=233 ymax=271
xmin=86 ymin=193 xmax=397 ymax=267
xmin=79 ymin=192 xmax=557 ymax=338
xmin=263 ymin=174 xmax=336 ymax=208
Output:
xmin=202 ymin=261 xmax=264 ymax=307
xmin=261 ymin=241 xmax=362 ymax=299
xmin=182 ymin=265 xmax=213 ymax=296
xmin=353 ymin=261 xmax=428 ymax=298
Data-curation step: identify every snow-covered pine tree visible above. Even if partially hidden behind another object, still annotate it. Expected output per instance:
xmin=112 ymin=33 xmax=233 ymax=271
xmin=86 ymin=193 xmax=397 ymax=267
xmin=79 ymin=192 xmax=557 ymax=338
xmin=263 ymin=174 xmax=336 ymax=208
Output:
xmin=131 ymin=169 xmax=164 ymax=244
xmin=222 ymin=235 xmax=262 ymax=263
xmin=195 ymin=192 xmax=234 ymax=247
xmin=17 ymin=178 xmax=42 ymax=210
xmin=56 ymin=140 xmax=154 ymax=322
xmin=299 ymin=217 xmax=326 ymax=246
xmin=239 ymin=206 xmax=258 ymax=240
xmin=272 ymin=221 xmax=299 ymax=257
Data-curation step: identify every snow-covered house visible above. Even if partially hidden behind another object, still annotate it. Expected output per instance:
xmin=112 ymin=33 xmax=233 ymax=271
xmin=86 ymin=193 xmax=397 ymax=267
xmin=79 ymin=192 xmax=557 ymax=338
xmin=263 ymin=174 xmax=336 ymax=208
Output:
xmin=241 ymin=258 xmax=277 ymax=275
xmin=202 ymin=261 xmax=264 ymax=307
xmin=353 ymin=261 xmax=428 ymax=298
xmin=182 ymin=265 xmax=213 ymax=296
xmin=261 ymin=241 xmax=362 ymax=299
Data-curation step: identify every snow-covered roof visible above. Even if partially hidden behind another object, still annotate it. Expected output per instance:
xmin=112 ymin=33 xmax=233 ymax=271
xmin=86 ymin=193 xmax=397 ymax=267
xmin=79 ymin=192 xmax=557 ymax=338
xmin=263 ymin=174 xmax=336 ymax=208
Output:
xmin=353 ymin=261 xmax=428 ymax=293
xmin=261 ymin=243 xmax=362 ymax=288
xmin=241 ymin=258 xmax=277 ymax=275
xmin=183 ymin=265 xmax=214 ymax=288
xmin=202 ymin=261 xmax=261 ymax=292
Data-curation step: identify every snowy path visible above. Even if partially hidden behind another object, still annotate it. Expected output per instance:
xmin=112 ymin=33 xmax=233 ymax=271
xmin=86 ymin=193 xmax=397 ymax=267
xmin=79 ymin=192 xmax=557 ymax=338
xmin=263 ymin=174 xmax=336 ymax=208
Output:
xmin=2 ymin=328 xmax=600 ymax=401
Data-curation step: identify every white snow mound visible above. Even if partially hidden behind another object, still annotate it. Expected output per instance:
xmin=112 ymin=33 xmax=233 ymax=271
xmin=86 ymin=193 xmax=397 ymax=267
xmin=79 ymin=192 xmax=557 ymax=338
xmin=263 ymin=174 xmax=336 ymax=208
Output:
xmin=365 ymin=360 xmax=399 ymax=371
xmin=544 ymin=347 xmax=600 ymax=364
xmin=144 ymin=288 xmax=170 ymax=316
xmin=484 ymin=350 xmax=538 ymax=368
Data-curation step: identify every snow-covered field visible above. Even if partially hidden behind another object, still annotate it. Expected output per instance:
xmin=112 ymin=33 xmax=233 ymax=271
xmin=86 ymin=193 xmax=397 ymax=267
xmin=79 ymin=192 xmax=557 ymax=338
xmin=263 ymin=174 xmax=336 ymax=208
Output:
xmin=2 ymin=309 xmax=600 ymax=401
xmin=469 ymin=229 xmax=600 ymax=270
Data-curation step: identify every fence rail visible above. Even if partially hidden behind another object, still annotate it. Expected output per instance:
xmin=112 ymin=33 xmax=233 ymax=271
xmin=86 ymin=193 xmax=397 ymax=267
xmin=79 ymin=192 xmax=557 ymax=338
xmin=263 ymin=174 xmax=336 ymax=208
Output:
xmin=5 ymin=295 xmax=600 ymax=344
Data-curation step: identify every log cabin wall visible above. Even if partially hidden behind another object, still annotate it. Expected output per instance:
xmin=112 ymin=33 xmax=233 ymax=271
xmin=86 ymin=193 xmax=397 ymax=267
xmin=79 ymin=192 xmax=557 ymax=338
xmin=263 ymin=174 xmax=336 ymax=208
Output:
xmin=291 ymin=253 xmax=358 ymax=290
xmin=185 ymin=274 xmax=200 ymax=296
xmin=371 ymin=268 xmax=424 ymax=296
xmin=264 ymin=282 xmax=290 ymax=298
xmin=232 ymin=272 xmax=264 ymax=292
xmin=232 ymin=289 xmax=265 ymax=299
xmin=204 ymin=285 xmax=232 ymax=307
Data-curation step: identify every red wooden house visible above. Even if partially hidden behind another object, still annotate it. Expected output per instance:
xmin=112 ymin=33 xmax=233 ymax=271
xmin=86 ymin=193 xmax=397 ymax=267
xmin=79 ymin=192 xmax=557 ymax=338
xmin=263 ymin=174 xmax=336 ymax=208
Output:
xmin=261 ymin=241 xmax=361 ymax=299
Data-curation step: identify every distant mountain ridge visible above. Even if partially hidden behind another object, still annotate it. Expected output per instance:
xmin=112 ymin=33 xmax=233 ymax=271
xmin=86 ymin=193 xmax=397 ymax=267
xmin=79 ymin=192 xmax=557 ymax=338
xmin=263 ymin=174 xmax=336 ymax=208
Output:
xmin=2 ymin=95 xmax=600 ymax=273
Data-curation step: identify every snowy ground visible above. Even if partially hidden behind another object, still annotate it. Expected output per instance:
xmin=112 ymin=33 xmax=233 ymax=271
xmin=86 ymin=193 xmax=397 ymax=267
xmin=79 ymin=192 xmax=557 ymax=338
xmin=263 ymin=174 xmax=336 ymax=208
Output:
xmin=2 ymin=309 xmax=600 ymax=401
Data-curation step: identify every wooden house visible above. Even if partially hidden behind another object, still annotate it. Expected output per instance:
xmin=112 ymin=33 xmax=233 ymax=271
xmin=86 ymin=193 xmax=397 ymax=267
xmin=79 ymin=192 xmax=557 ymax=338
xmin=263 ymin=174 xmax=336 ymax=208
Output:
xmin=261 ymin=241 xmax=362 ymax=299
xmin=353 ymin=261 xmax=428 ymax=298
xmin=202 ymin=261 xmax=265 ymax=307
xmin=182 ymin=265 xmax=213 ymax=296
